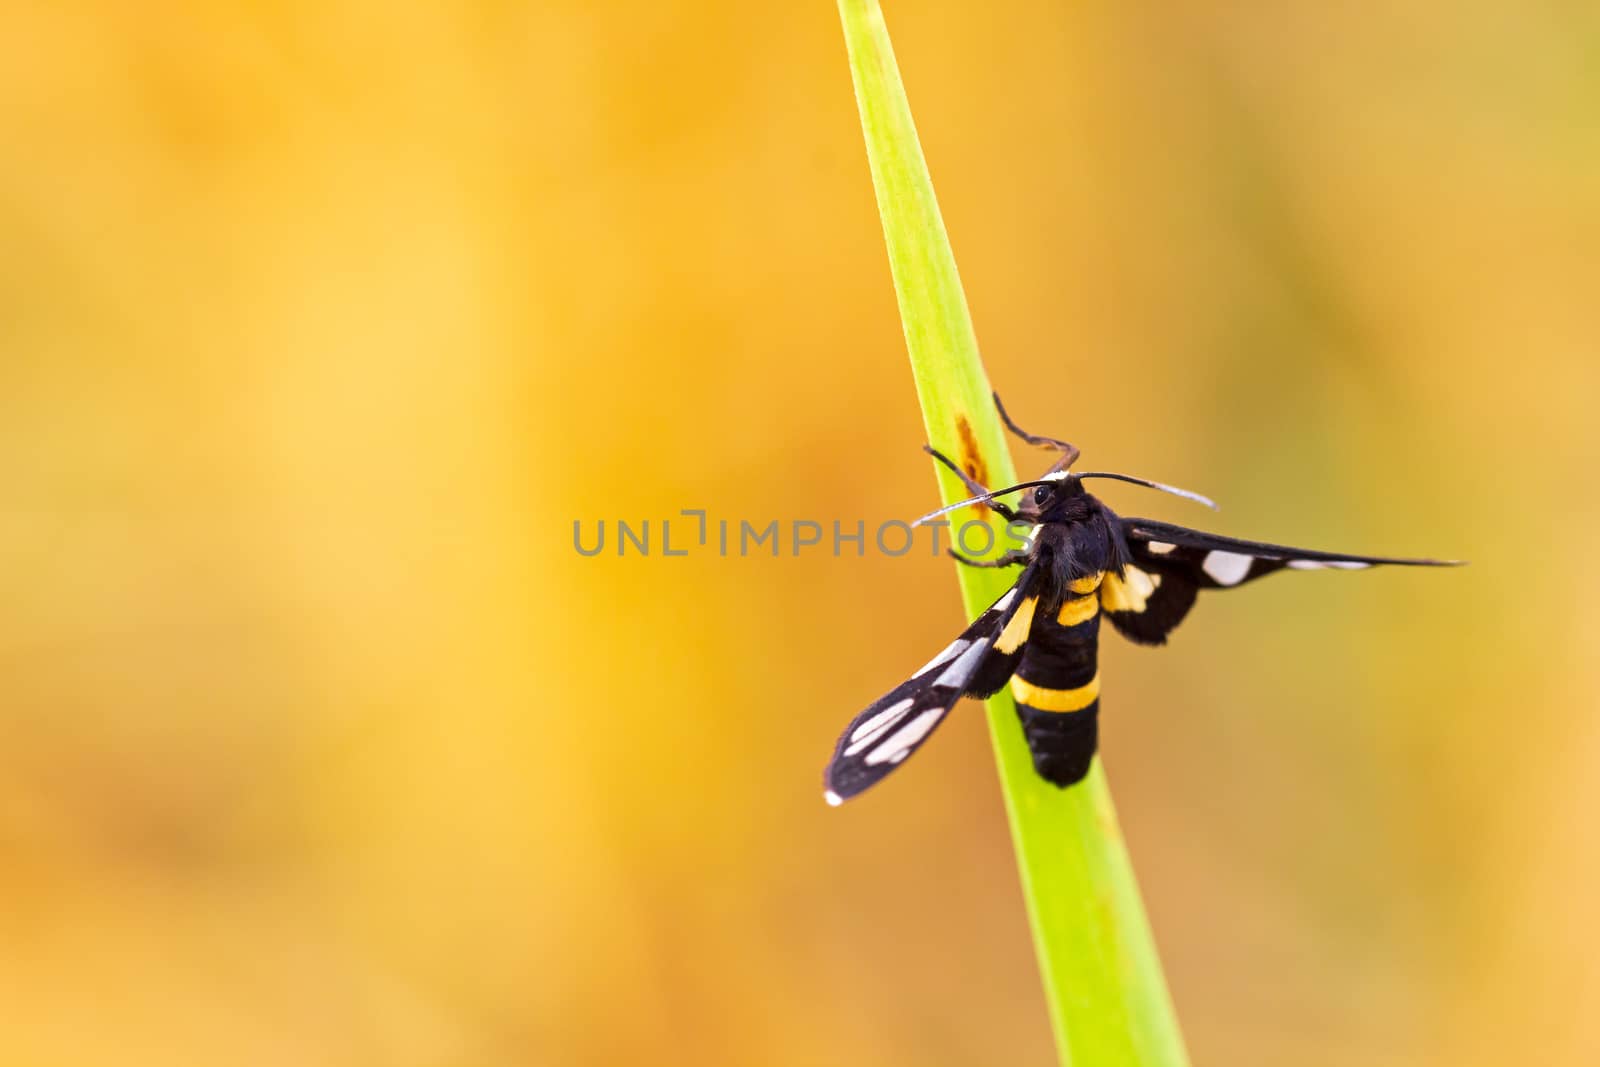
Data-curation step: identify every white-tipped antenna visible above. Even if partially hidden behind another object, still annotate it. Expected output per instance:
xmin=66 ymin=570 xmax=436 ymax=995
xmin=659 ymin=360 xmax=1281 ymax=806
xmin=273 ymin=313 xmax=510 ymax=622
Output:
xmin=1074 ymin=472 xmax=1219 ymax=511
xmin=907 ymin=480 xmax=1055 ymax=528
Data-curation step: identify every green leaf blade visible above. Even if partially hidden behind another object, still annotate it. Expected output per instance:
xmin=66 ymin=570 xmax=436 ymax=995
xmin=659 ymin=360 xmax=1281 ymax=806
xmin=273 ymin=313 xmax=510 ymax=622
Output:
xmin=835 ymin=3 xmax=1191 ymax=1064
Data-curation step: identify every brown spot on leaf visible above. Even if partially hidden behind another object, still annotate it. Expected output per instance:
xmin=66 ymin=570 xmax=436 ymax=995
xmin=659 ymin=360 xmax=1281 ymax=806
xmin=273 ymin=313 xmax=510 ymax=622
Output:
xmin=954 ymin=414 xmax=990 ymax=515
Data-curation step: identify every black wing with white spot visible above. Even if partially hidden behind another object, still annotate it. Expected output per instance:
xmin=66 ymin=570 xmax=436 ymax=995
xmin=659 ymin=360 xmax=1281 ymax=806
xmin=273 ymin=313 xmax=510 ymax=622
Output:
xmin=824 ymin=562 xmax=1042 ymax=805
xmin=1103 ymin=517 xmax=1460 ymax=646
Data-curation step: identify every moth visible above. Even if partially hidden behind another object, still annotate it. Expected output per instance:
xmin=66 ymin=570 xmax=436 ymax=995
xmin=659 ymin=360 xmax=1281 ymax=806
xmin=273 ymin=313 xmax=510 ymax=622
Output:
xmin=823 ymin=395 xmax=1459 ymax=805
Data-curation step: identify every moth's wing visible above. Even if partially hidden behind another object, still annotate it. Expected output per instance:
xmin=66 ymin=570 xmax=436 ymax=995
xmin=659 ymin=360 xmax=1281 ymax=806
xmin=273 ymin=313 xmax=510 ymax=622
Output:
xmin=824 ymin=562 xmax=1043 ymax=804
xmin=963 ymin=563 xmax=1046 ymax=699
xmin=1098 ymin=557 xmax=1199 ymax=648
xmin=1104 ymin=517 xmax=1459 ymax=646
xmin=1123 ymin=517 xmax=1460 ymax=586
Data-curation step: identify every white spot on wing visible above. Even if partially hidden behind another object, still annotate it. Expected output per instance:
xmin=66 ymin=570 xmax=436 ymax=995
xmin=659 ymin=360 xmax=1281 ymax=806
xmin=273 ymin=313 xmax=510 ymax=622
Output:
xmin=847 ymin=696 xmax=915 ymax=753
xmin=866 ymin=707 xmax=945 ymax=765
xmin=933 ymin=637 xmax=990 ymax=688
xmin=1146 ymin=541 xmax=1176 ymax=555
xmin=914 ymin=638 xmax=969 ymax=677
xmin=824 ymin=790 xmax=843 ymax=807
xmin=1288 ymin=559 xmax=1371 ymax=570
xmin=992 ymin=589 xmax=1016 ymax=612
xmin=1203 ymin=550 xmax=1254 ymax=586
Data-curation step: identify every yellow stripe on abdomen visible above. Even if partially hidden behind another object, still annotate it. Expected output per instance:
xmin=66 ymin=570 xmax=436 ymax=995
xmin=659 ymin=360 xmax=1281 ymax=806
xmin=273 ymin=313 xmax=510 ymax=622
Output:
xmin=1011 ymin=672 xmax=1100 ymax=713
xmin=1056 ymin=594 xmax=1099 ymax=628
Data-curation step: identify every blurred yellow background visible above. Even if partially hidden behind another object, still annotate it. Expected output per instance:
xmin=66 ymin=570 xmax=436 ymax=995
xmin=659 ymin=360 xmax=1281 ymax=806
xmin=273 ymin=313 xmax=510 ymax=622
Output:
xmin=2 ymin=3 xmax=1596 ymax=1065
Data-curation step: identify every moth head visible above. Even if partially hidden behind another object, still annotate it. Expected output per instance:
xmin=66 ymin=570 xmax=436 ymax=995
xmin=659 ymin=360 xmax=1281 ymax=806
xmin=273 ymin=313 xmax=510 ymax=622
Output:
xmin=1020 ymin=471 xmax=1092 ymax=523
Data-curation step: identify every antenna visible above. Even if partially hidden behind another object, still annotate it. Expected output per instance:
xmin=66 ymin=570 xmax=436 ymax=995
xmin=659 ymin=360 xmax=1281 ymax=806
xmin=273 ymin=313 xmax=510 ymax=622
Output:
xmin=907 ymin=480 xmax=1057 ymax=528
xmin=1073 ymin=472 xmax=1219 ymax=511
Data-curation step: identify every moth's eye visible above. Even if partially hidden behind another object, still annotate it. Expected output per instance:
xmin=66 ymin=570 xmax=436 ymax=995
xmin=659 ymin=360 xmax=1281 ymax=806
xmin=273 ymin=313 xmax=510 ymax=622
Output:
xmin=1033 ymin=485 xmax=1052 ymax=505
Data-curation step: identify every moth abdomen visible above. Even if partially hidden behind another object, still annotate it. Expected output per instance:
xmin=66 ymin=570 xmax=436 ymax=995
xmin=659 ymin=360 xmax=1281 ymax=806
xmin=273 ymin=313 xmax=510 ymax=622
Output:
xmin=1008 ymin=578 xmax=1104 ymax=788
xmin=1017 ymin=701 xmax=1100 ymax=787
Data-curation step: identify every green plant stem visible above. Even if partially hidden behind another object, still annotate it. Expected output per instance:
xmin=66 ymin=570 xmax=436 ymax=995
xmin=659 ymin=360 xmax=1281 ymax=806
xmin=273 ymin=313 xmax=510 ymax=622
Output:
xmin=834 ymin=3 xmax=1190 ymax=1064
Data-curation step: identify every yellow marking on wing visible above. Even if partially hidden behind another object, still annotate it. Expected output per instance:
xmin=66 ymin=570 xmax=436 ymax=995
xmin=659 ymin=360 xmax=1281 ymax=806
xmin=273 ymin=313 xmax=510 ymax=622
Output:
xmin=1101 ymin=567 xmax=1160 ymax=614
xmin=1068 ymin=573 xmax=1104 ymax=595
xmin=1011 ymin=672 xmax=1101 ymax=713
xmin=1056 ymin=594 xmax=1099 ymax=628
xmin=993 ymin=596 xmax=1038 ymax=655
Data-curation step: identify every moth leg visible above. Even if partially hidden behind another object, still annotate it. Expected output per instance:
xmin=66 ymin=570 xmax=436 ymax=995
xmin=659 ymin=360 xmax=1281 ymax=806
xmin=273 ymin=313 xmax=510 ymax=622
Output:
xmin=923 ymin=445 xmax=1017 ymax=521
xmin=924 ymin=444 xmax=992 ymax=497
xmin=949 ymin=548 xmax=1029 ymax=569
xmin=993 ymin=392 xmax=1080 ymax=472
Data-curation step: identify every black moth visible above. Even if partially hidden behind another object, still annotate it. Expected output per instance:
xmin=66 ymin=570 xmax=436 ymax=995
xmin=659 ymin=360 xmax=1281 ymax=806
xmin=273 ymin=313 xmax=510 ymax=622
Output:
xmin=823 ymin=394 xmax=1459 ymax=805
